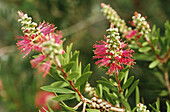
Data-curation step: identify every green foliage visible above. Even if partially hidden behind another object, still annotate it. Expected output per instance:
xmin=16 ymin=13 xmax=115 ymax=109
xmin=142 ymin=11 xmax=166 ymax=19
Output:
xmin=41 ymin=86 xmax=75 ymax=93
xmin=53 ymin=94 xmax=75 ymax=101
xmin=75 ymin=71 xmax=92 ymax=87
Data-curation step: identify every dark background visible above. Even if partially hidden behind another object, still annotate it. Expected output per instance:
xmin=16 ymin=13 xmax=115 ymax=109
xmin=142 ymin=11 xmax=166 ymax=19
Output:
xmin=0 ymin=0 xmax=169 ymax=111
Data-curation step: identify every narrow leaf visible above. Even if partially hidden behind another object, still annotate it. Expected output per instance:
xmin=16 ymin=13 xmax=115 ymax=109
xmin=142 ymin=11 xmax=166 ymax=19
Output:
xmin=47 ymin=104 xmax=54 ymax=112
xmin=135 ymin=86 xmax=140 ymax=105
xmin=134 ymin=54 xmax=155 ymax=61
xmin=60 ymin=103 xmax=76 ymax=112
xmin=149 ymin=60 xmax=159 ymax=68
xmin=83 ymin=63 xmax=90 ymax=73
xmin=97 ymin=80 xmax=117 ymax=91
xmin=67 ymin=72 xmax=79 ymax=80
xmin=125 ymin=80 xmax=139 ymax=99
xmin=156 ymin=97 xmax=160 ymax=111
xmin=53 ymin=94 xmax=75 ymax=101
xmin=50 ymin=81 xmax=69 ymax=88
xmin=149 ymin=104 xmax=158 ymax=112
xmin=41 ymin=86 xmax=75 ymax=93
xmin=139 ymin=47 xmax=151 ymax=53
xmin=70 ymin=51 xmax=79 ymax=62
xmin=166 ymin=101 xmax=170 ymax=112
xmin=103 ymin=89 xmax=115 ymax=105
xmin=122 ymin=76 xmax=134 ymax=90
xmin=120 ymin=98 xmax=131 ymax=111
xmin=75 ymin=71 xmax=92 ymax=87
xmin=62 ymin=61 xmax=75 ymax=72
xmin=96 ymin=84 xmax=103 ymax=98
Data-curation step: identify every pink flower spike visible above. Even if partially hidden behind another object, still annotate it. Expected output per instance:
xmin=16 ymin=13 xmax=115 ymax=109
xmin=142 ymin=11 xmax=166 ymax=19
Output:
xmin=30 ymin=55 xmax=46 ymax=68
xmin=38 ymin=21 xmax=56 ymax=36
xmin=125 ymin=30 xmax=137 ymax=40
xmin=38 ymin=61 xmax=51 ymax=77
xmin=35 ymin=91 xmax=61 ymax=111
xmin=18 ymin=10 xmax=24 ymax=18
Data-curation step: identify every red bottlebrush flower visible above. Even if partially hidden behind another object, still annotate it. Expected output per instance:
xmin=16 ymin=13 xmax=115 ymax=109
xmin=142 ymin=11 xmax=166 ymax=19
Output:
xmin=94 ymin=40 xmax=134 ymax=75
xmin=38 ymin=61 xmax=51 ymax=77
xmin=93 ymin=27 xmax=134 ymax=75
xmin=38 ymin=21 xmax=56 ymax=36
xmin=35 ymin=91 xmax=60 ymax=111
xmin=125 ymin=30 xmax=137 ymax=40
xmin=30 ymin=55 xmax=46 ymax=68
xmin=30 ymin=55 xmax=51 ymax=77
xmin=16 ymin=36 xmax=42 ymax=57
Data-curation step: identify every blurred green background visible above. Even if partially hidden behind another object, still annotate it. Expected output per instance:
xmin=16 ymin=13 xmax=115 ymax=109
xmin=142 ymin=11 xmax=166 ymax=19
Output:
xmin=0 ymin=0 xmax=169 ymax=111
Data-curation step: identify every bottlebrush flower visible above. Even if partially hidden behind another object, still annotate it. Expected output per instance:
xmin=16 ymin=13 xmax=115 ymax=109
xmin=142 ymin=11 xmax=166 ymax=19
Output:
xmin=125 ymin=30 xmax=137 ymax=40
xmin=101 ymin=3 xmax=132 ymax=34
xmin=35 ymin=91 xmax=60 ymax=112
xmin=130 ymin=12 xmax=151 ymax=39
xmin=30 ymin=55 xmax=52 ymax=77
xmin=16 ymin=11 xmax=61 ymax=57
xmin=93 ymin=25 xmax=134 ymax=75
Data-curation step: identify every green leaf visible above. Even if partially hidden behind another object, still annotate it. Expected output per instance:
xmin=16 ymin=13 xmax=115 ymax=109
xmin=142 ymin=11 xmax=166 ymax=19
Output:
xmin=80 ymin=82 xmax=87 ymax=93
xmin=86 ymin=109 xmax=100 ymax=112
xmin=125 ymin=80 xmax=139 ymax=99
xmin=62 ymin=61 xmax=75 ymax=72
xmin=67 ymin=72 xmax=79 ymax=80
xmin=70 ymin=51 xmax=79 ymax=62
xmin=42 ymin=107 xmax=49 ymax=112
xmin=103 ymin=89 xmax=115 ymax=105
xmin=139 ymin=46 xmax=151 ymax=53
xmin=134 ymin=53 xmax=155 ymax=61
xmin=159 ymin=90 xmax=169 ymax=96
xmin=149 ymin=60 xmax=159 ymax=68
xmin=156 ymin=98 xmax=160 ymax=111
xmin=135 ymin=86 xmax=140 ymax=105
xmin=53 ymin=94 xmax=75 ymax=101
xmin=132 ymin=107 xmax=137 ymax=112
xmin=123 ymin=67 xmax=130 ymax=84
xmin=122 ymin=76 xmax=134 ymax=90
xmin=97 ymin=80 xmax=117 ymax=91
xmin=41 ymin=86 xmax=75 ymax=93
xmin=83 ymin=63 xmax=90 ymax=73
xmin=118 ymin=66 xmax=129 ymax=82
xmin=120 ymin=98 xmax=131 ymax=111
xmin=64 ymin=43 xmax=73 ymax=63
xmin=50 ymin=81 xmax=69 ymax=88
xmin=60 ymin=103 xmax=76 ymax=112
xmin=166 ymin=101 xmax=170 ymax=112
xmin=75 ymin=92 xmax=80 ymax=101
xmin=75 ymin=71 xmax=92 ymax=87
xmin=129 ymin=44 xmax=139 ymax=49
xmin=95 ymin=84 xmax=103 ymax=98
xmin=149 ymin=104 xmax=159 ymax=112
xmin=142 ymin=42 xmax=148 ymax=46
xmin=47 ymin=104 xmax=54 ymax=112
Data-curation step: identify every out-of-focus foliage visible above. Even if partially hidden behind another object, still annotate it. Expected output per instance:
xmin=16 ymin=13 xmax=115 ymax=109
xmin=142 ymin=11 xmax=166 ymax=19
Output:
xmin=0 ymin=0 xmax=169 ymax=112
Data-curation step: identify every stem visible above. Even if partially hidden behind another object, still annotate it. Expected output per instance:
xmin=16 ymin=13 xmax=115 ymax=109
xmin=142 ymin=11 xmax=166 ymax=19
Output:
xmin=59 ymin=67 xmax=84 ymax=100
xmin=115 ymin=70 xmax=122 ymax=93
xmin=164 ymin=67 xmax=170 ymax=95
xmin=144 ymin=36 xmax=162 ymax=60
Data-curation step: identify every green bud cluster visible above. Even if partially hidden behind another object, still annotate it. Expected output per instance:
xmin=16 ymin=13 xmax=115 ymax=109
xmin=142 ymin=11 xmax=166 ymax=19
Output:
xmin=105 ymin=27 xmax=122 ymax=58
xmin=132 ymin=12 xmax=151 ymax=38
xmin=42 ymin=37 xmax=64 ymax=59
xmin=18 ymin=13 xmax=39 ymax=37
xmin=101 ymin=3 xmax=131 ymax=34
